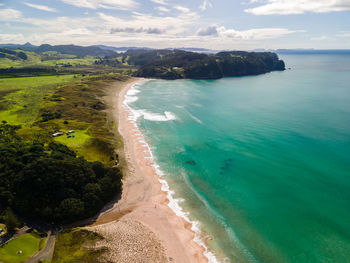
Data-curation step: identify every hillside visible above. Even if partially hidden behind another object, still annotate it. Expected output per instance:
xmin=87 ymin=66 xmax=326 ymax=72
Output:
xmin=0 ymin=44 xmax=285 ymax=80
xmin=0 ymin=43 xmax=116 ymax=57
xmin=127 ymin=49 xmax=285 ymax=79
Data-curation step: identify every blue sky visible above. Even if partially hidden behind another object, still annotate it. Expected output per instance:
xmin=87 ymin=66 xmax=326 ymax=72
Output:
xmin=0 ymin=0 xmax=349 ymax=49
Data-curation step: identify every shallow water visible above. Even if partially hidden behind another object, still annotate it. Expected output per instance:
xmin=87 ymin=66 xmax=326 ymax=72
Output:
xmin=126 ymin=54 xmax=350 ymax=263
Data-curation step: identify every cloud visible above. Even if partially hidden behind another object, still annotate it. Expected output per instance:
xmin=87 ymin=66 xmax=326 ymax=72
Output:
xmin=200 ymin=0 xmax=213 ymax=11
xmin=0 ymin=33 xmax=24 ymax=42
xmin=151 ymin=0 xmax=168 ymax=5
xmin=24 ymin=2 xmax=57 ymax=12
xmin=336 ymin=31 xmax=350 ymax=37
xmin=197 ymin=26 xmax=218 ymax=36
xmin=245 ymin=0 xmax=350 ymax=15
xmin=61 ymin=0 xmax=138 ymax=10
xmin=156 ymin=6 xmax=170 ymax=12
xmin=0 ymin=4 xmax=303 ymax=50
xmin=98 ymin=9 xmax=199 ymax=35
xmin=197 ymin=25 xmax=301 ymax=40
xmin=0 ymin=8 xmax=22 ymax=21
xmin=174 ymin=5 xmax=190 ymax=13
xmin=110 ymin=27 xmax=164 ymax=34
xmin=310 ymin=35 xmax=335 ymax=41
xmin=215 ymin=26 xmax=300 ymax=40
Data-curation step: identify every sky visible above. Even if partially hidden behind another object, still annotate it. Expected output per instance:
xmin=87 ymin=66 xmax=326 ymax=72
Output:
xmin=0 ymin=0 xmax=350 ymax=50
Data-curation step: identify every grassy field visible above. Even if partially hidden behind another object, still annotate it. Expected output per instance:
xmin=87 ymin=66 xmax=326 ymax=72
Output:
xmin=0 ymin=75 xmax=76 ymax=125
xmin=0 ymin=72 xmax=125 ymax=164
xmin=52 ymin=229 xmax=106 ymax=263
xmin=33 ymin=74 xmax=125 ymax=164
xmin=40 ymin=57 xmax=97 ymax=67
xmin=0 ymin=233 xmax=41 ymax=263
xmin=0 ymin=51 xmax=97 ymax=69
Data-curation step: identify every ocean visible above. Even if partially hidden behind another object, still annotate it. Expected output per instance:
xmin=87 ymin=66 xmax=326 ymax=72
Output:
xmin=124 ymin=54 xmax=350 ymax=263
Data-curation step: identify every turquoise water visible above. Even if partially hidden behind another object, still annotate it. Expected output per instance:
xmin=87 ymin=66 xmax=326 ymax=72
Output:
xmin=127 ymin=54 xmax=350 ymax=263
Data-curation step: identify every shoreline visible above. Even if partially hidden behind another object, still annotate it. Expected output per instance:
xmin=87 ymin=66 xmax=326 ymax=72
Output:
xmin=90 ymin=78 xmax=210 ymax=262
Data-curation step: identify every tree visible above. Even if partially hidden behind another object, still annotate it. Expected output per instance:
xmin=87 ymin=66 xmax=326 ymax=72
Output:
xmin=3 ymin=208 xmax=21 ymax=233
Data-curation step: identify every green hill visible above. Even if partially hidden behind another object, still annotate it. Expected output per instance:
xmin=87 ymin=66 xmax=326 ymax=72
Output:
xmin=128 ymin=49 xmax=285 ymax=79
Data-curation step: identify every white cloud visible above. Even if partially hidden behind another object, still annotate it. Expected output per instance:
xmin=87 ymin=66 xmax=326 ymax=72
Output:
xmin=156 ymin=6 xmax=170 ymax=12
xmin=61 ymin=0 xmax=138 ymax=10
xmin=174 ymin=5 xmax=190 ymax=13
xmin=24 ymin=2 xmax=57 ymax=12
xmin=217 ymin=26 xmax=299 ymax=40
xmin=0 ymin=8 xmax=22 ymax=21
xmin=0 ymin=33 xmax=24 ymax=42
xmin=336 ymin=32 xmax=350 ymax=37
xmin=200 ymin=0 xmax=213 ymax=11
xmin=151 ymin=0 xmax=168 ymax=5
xmin=0 ymin=4 xmax=305 ymax=49
xmin=98 ymin=10 xmax=199 ymax=35
xmin=310 ymin=35 xmax=335 ymax=41
xmin=245 ymin=0 xmax=350 ymax=15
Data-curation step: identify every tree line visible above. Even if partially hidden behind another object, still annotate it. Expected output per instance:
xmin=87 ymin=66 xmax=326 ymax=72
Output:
xmin=0 ymin=122 xmax=122 ymax=225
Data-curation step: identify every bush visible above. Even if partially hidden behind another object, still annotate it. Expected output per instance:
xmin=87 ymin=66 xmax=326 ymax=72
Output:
xmin=2 ymin=208 xmax=21 ymax=233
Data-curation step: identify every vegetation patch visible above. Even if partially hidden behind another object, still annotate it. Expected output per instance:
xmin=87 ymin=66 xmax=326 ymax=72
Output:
xmin=0 ymin=233 xmax=41 ymax=263
xmin=0 ymin=75 xmax=76 ymax=125
xmin=52 ymin=229 xmax=106 ymax=263
xmin=0 ymin=122 xmax=122 ymax=224
xmin=54 ymin=129 xmax=90 ymax=151
xmin=34 ymin=74 xmax=125 ymax=165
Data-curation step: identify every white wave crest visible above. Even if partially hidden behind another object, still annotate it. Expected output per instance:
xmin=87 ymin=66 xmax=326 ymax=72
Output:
xmin=141 ymin=110 xmax=177 ymax=122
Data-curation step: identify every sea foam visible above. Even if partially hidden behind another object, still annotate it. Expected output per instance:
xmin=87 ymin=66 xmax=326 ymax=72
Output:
xmin=123 ymin=81 xmax=221 ymax=263
xmin=124 ymin=84 xmax=177 ymax=122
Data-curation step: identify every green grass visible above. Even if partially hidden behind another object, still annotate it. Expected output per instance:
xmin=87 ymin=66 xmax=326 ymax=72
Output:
xmin=0 ymin=75 xmax=76 ymax=125
xmin=0 ymin=50 xmax=96 ymax=69
xmin=0 ymin=72 xmax=125 ymax=165
xmin=54 ymin=129 xmax=90 ymax=150
xmin=40 ymin=57 xmax=97 ymax=67
xmin=52 ymin=229 xmax=105 ymax=263
xmin=38 ymin=237 xmax=48 ymax=251
xmin=0 ymin=233 xmax=41 ymax=263
xmin=0 ymin=51 xmax=41 ymax=68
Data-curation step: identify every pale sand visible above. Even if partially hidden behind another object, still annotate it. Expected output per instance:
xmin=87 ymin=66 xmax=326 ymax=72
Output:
xmin=88 ymin=78 xmax=208 ymax=263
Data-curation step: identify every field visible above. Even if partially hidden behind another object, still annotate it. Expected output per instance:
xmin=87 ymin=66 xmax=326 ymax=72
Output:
xmin=0 ymin=75 xmax=77 ymax=125
xmin=51 ymin=229 xmax=106 ymax=263
xmin=0 ymin=71 xmax=125 ymax=164
xmin=0 ymin=50 xmax=97 ymax=69
xmin=0 ymin=233 xmax=41 ymax=263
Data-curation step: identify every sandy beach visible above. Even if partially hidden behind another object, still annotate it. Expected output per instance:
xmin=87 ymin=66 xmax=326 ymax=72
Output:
xmin=88 ymin=78 xmax=208 ymax=263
